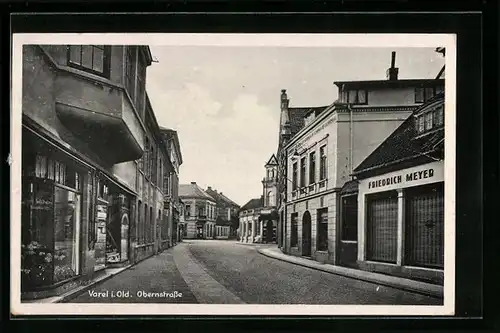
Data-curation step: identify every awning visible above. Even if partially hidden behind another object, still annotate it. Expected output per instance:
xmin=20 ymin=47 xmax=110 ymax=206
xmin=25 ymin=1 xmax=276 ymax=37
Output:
xmin=340 ymin=180 xmax=359 ymax=195
xmin=258 ymin=210 xmax=279 ymax=221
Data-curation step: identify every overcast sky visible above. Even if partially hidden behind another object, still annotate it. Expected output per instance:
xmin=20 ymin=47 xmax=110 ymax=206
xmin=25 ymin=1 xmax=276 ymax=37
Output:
xmin=145 ymin=46 xmax=445 ymax=206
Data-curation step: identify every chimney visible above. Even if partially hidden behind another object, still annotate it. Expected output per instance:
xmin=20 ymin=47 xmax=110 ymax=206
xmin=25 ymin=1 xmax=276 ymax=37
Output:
xmin=191 ymin=181 xmax=196 ymax=185
xmin=207 ymin=186 xmax=212 ymax=191
xmin=386 ymin=51 xmax=399 ymax=81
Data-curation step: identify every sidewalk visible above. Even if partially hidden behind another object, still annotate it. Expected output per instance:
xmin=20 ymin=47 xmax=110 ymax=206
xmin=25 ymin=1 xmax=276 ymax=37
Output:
xmin=258 ymin=247 xmax=443 ymax=299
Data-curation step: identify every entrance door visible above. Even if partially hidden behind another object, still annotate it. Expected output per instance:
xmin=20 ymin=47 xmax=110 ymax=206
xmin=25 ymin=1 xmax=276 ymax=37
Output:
xmin=405 ymin=183 xmax=444 ymax=269
xmin=302 ymin=211 xmax=312 ymax=257
xmin=339 ymin=195 xmax=358 ymax=268
xmin=265 ymin=220 xmax=273 ymax=243
xmin=196 ymin=225 xmax=204 ymax=239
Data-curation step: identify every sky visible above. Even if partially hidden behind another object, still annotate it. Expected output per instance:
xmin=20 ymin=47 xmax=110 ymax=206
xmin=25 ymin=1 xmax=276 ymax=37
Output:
xmin=145 ymin=46 xmax=445 ymax=206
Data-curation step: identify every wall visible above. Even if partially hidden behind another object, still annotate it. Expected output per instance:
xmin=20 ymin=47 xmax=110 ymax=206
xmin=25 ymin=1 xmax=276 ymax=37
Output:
xmin=335 ymin=111 xmax=411 ymax=188
xmin=366 ymin=87 xmax=419 ymax=107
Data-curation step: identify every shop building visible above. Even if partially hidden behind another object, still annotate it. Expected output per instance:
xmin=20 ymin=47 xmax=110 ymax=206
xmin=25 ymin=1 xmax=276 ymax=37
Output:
xmin=159 ymin=127 xmax=183 ymax=246
xmin=278 ymin=51 xmax=445 ymax=266
xmin=179 ymin=182 xmax=217 ymax=239
xmin=20 ymin=44 xmax=176 ymax=300
xmin=351 ymin=93 xmax=445 ymax=284
xmin=205 ymin=187 xmax=240 ymax=239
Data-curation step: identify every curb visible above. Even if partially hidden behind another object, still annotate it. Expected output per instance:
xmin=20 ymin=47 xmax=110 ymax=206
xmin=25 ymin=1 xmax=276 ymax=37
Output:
xmin=258 ymin=248 xmax=443 ymax=299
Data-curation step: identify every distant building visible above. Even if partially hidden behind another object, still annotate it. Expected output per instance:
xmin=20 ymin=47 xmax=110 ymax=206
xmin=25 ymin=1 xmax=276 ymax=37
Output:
xmin=179 ymin=182 xmax=217 ymax=239
xmin=277 ymin=51 xmax=445 ymax=267
xmin=205 ymin=187 xmax=240 ymax=239
xmin=239 ymin=154 xmax=280 ymax=243
xmin=159 ymin=127 xmax=183 ymax=246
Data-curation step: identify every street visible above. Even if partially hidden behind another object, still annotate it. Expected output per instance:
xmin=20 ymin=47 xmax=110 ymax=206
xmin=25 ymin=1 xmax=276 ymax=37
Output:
xmin=68 ymin=240 xmax=441 ymax=305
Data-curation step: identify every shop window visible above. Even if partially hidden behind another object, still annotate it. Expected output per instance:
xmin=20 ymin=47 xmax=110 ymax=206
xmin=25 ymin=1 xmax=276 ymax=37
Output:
xmin=292 ymin=162 xmax=298 ymax=190
xmin=433 ymin=106 xmax=444 ymax=127
xmin=317 ymin=208 xmax=328 ymax=251
xmin=21 ymin=156 xmax=83 ymax=291
xmin=309 ymin=152 xmax=316 ymax=184
xmin=424 ymin=111 xmax=433 ymax=131
xmin=291 ymin=213 xmax=298 ymax=247
xmin=300 ymin=157 xmax=306 ymax=187
xmin=319 ymin=145 xmax=327 ymax=181
xmin=418 ymin=115 xmax=425 ymax=133
xmin=68 ymin=45 xmax=110 ymax=77
xmin=53 ymin=187 xmax=81 ymax=282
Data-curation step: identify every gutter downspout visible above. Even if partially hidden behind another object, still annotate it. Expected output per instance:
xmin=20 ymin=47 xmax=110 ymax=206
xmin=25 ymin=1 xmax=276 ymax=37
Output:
xmin=349 ymin=103 xmax=354 ymax=174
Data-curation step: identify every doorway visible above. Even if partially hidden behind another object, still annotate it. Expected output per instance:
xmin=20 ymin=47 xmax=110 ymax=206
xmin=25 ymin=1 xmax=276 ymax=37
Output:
xmin=302 ymin=211 xmax=312 ymax=257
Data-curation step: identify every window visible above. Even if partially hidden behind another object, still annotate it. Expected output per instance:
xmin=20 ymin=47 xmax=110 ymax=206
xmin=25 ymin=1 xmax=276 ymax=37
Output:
xmin=164 ymin=172 xmax=170 ymax=195
xmin=135 ymin=58 xmax=146 ymax=117
xmin=267 ymin=191 xmax=274 ymax=207
xmin=433 ymin=106 xmax=444 ymax=126
xmin=424 ymin=112 xmax=433 ymax=130
xmin=143 ymin=137 xmax=149 ymax=178
xmin=291 ymin=213 xmax=298 ymax=247
xmin=144 ymin=204 xmax=148 ymax=244
xmin=150 ymin=206 xmax=153 ymax=243
xmin=415 ymin=86 xmax=438 ymax=103
xmin=317 ymin=208 xmax=328 ymax=251
xmin=125 ymin=46 xmax=137 ymax=102
xmin=309 ymin=152 xmax=316 ymax=184
xmin=346 ymin=89 xmax=368 ymax=105
xmin=68 ymin=45 xmax=109 ymax=76
xmin=292 ymin=163 xmax=298 ymax=191
xmin=300 ymin=157 xmax=306 ymax=187
xmin=149 ymin=145 xmax=155 ymax=181
xmin=186 ymin=205 xmax=191 ymax=217
xmin=418 ymin=116 xmax=425 ymax=132
xmin=320 ymin=146 xmax=327 ymax=180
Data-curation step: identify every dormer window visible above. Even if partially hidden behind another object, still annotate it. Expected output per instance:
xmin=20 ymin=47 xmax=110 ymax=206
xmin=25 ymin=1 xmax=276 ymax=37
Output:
xmin=415 ymin=85 xmax=443 ymax=103
xmin=415 ymin=105 xmax=444 ymax=134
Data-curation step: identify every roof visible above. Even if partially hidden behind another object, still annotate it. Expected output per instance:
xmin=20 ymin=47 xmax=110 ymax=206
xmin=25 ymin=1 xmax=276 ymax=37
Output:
xmin=288 ymin=106 xmax=329 ymax=137
xmin=353 ymin=93 xmax=444 ymax=177
xmin=333 ymin=78 xmax=444 ymax=90
xmin=205 ymin=188 xmax=240 ymax=207
xmin=159 ymin=126 xmax=183 ymax=166
xmin=265 ymin=154 xmax=278 ymax=166
xmin=215 ymin=216 xmax=232 ymax=226
xmin=179 ymin=183 xmax=215 ymax=201
xmin=240 ymin=197 xmax=264 ymax=211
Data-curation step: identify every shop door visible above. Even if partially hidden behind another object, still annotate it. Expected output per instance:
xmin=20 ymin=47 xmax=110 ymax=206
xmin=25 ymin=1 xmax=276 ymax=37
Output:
xmin=265 ymin=220 xmax=274 ymax=243
xmin=405 ymin=183 xmax=444 ymax=269
xmin=339 ymin=195 xmax=358 ymax=268
xmin=106 ymin=197 xmax=121 ymax=264
xmin=366 ymin=191 xmax=398 ymax=263
xmin=302 ymin=211 xmax=312 ymax=257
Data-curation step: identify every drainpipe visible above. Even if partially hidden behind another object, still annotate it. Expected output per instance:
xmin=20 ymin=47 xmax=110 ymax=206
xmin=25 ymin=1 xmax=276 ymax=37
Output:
xmin=349 ymin=103 xmax=353 ymax=174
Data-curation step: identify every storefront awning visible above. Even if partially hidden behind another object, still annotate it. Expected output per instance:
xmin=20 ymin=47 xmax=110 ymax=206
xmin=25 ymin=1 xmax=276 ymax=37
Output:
xmin=258 ymin=210 xmax=279 ymax=221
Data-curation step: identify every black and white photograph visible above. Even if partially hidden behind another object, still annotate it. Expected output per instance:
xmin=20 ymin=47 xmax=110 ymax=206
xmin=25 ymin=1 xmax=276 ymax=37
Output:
xmin=10 ymin=33 xmax=456 ymax=316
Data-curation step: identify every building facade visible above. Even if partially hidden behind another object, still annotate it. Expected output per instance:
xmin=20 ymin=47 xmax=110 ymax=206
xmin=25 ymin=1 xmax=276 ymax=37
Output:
xmin=278 ymin=51 xmax=445 ymax=267
xmin=159 ymin=127 xmax=183 ymax=246
xmin=351 ymin=93 xmax=445 ymax=284
xmin=179 ymin=182 xmax=217 ymax=239
xmin=205 ymin=187 xmax=240 ymax=239
xmin=239 ymin=154 xmax=280 ymax=244
xmin=20 ymin=44 xmax=177 ymax=300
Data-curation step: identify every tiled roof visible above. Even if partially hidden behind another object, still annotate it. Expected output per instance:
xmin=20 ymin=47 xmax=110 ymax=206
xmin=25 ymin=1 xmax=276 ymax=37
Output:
xmin=353 ymin=94 xmax=444 ymax=176
xmin=288 ymin=106 xmax=329 ymax=137
xmin=240 ymin=197 xmax=264 ymax=211
xmin=205 ymin=188 xmax=240 ymax=207
xmin=179 ymin=183 xmax=215 ymax=201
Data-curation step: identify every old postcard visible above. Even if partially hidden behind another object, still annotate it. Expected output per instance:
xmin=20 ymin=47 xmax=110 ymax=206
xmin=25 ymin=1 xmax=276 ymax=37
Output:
xmin=11 ymin=33 xmax=456 ymax=316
